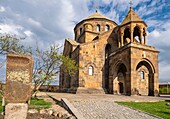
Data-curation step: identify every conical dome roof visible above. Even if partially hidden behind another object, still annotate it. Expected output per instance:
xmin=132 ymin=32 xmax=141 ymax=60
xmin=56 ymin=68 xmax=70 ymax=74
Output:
xmin=121 ymin=7 xmax=146 ymax=26
xmin=74 ymin=10 xmax=117 ymax=31
xmin=84 ymin=11 xmax=111 ymax=21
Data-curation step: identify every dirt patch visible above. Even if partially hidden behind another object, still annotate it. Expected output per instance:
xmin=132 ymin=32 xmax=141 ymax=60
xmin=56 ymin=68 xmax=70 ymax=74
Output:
xmin=0 ymin=113 xmax=66 ymax=119
xmin=27 ymin=113 xmax=64 ymax=119
xmin=0 ymin=114 xmax=4 ymax=119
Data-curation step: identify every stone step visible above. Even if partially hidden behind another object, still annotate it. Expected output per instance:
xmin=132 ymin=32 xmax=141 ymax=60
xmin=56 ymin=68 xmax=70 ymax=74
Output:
xmin=76 ymin=87 xmax=105 ymax=94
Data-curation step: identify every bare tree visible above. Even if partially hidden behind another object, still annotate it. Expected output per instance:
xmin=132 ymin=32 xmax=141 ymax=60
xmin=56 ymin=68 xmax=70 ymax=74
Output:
xmin=32 ymin=44 xmax=78 ymax=96
xmin=0 ymin=34 xmax=32 ymax=55
xmin=0 ymin=34 xmax=78 ymax=96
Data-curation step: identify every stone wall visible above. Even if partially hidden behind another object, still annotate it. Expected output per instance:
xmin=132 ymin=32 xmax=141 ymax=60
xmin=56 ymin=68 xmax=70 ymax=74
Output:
xmin=109 ymin=43 xmax=159 ymax=96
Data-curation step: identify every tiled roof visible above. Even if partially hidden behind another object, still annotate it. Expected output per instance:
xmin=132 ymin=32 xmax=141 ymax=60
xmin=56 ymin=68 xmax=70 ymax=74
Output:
xmin=66 ymin=38 xmax=79 ymax=46
xmin=84 ymin=11 xmax=111 ymax=21
xmin=121 ymin=7 xmax=145 ymax=26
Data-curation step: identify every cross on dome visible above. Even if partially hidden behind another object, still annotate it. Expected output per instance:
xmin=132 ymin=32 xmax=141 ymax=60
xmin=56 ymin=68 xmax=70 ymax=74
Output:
xmin=129 ymin=0 xmax=133 ymax=8
xmin=96 ymin=6 xmax=98 ymax=13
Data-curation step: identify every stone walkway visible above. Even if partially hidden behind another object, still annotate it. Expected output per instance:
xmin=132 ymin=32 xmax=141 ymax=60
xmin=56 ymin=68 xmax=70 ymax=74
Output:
xmin=71 ymin=100 xmax=157 ymax=119
xmin=45 ymin=93 xmax=169 ymax=119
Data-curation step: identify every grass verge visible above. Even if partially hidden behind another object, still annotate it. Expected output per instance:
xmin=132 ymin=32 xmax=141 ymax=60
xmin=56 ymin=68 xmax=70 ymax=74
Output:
xmin=29 ymin=98 xmax=52 ymax=111
xmin=0 ymin=97 xmax=52 ymax=112
xmin=116 ymin=101 xmax=170 ymax=119
xmin=0 ymin=99 xmax=2 ymax=112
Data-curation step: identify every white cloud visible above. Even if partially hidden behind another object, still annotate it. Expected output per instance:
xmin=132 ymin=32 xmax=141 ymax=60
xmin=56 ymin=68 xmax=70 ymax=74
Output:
xmin=0 ymin=24 xmax=23 ymax=35
xmin=0 ymin=6 xmax=5 ymax=12
xmin=147 ymin=20 xmax=170 ymax=82
xmin=28 ymin=18 xmax=41 ymax=27
xmin=102 ymin=0 xmax=113 ymax=4
xmin=24 ymin=30 xmax=33 ymax=37
xmin=105 ymin=9 xmax=120 ymax=24
xmin=150 ymin=30 xmax=160 ymax=38
xmin=148 ymin=21 xmax=170 ymax=47
xmin=159 ymin=61 xmax=170 ymax=82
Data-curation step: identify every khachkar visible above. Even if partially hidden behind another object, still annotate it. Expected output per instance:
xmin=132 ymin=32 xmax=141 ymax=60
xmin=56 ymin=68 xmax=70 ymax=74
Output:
xmin=5 ymin=54 xmax=34 ymax=119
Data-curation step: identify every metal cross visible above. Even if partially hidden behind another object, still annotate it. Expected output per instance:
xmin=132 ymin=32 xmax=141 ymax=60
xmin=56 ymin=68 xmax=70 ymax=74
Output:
xmin=129 ymin=0 xmax=133 ymax=7
xmin=96 ymin=6 xmax=98 ymax=12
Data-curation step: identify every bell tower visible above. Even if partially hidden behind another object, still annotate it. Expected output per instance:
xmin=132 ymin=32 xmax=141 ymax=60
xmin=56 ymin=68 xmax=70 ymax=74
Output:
xmin=119 ymin=7 xmax=147 ymax=47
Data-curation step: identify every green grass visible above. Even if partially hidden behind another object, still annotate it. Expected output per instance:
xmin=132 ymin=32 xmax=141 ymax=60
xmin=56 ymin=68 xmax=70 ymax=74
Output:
xmin=29 ymin=98 xmax=52 ymax=111
xmin=0 ymin=99 xmax=3 ymax=112
xmin=0 ymin=97 xmax=52 ymax=112
xmin=116 ymin=101 xmax=170 ymax=119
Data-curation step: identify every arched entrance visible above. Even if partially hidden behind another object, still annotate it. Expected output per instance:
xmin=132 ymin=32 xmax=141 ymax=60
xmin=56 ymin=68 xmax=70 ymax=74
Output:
xmin=136 ymin=60 xmax=155 ymax=96
xmin=113 ymin=63 xmax=128 ymax=95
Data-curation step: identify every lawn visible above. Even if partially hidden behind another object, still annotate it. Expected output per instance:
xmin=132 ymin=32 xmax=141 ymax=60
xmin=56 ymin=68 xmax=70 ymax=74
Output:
xmin=0 ymin=99 xmax=2 ymax=112
xmin=0 ymin=97 xmax=52 ymax=112
xmin=29 ymin=98 xmax=52 ymax=111
xmin=116 ymin=101 xmax=170 ymax=119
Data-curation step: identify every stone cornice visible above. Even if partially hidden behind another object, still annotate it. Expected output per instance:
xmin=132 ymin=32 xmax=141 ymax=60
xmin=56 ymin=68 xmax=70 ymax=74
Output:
xmin=110 ymin=43 xmax=159 ymax=57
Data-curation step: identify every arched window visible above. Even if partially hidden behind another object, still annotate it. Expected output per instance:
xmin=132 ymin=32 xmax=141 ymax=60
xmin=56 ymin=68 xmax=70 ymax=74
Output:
xmin=96 ymin=24 xmax=100 ymax=32
xmin=105 ymin=25 xmax=110 ymax=31
xmin=105 ymin=44 xmax=111 ymax=59
xmin=88 ymin=66 xmax=93 ymax=75
xmin=124 ymin=28 xmax=130 ymax=44
xmin=141 ymin=71 xmax=145 ymax=79
xmin=133 ymin=26 xmax=140 ymax=43
xmin=80 ymin=28 xmax=82 ymax=34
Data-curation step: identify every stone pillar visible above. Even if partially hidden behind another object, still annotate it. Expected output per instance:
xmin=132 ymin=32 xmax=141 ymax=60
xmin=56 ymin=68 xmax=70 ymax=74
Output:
xmin=109 ymin=76 xmax=113 ymax=94
xmin=5 ymin=54 xmax=34 ymax=119
xmin=144 ymin=33 xmax=146 ymax=45
xmin=140 ymin=29 xmax=143 ymax=44
xmin=130 ymin=30 xmax=133 ymax=43
xmin=154 ymin=73 xmax=159 ymax=96
xmin=125 ymin=72 xmax=131 ymax=96
xmin=130 ymin=24 xmax=134 ymax=43
xmin=121 ymin=33 xmax=124 ymax=46
xmin=118 ymin=39 xmax=121 ymax=48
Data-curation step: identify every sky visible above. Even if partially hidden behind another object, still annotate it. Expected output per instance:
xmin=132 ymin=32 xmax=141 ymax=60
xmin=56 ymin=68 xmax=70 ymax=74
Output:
xmin=0 ymin=0 xmax=170 ymax=84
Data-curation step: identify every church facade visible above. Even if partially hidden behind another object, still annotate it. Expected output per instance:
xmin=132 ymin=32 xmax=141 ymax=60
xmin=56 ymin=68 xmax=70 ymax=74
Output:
xmin=59 ymin=7 xmax=159 ymax=96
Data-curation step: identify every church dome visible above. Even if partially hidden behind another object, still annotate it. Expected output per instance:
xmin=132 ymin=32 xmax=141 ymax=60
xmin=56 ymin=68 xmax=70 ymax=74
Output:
xmin=84 ymin=11 xmax=111 ymax=21
xmin=74 ymin=11 xmax=117 ymax=31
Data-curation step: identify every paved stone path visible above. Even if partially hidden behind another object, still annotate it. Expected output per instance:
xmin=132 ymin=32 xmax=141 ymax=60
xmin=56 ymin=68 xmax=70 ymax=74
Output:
xmin=45 ymin=93 xmax=169 ymax=119
xmin=70 ymin=99 xmax=158 ymax=119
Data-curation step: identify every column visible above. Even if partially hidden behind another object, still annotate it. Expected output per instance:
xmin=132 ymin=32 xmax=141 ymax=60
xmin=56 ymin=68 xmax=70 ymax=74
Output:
xmin=140 ymin=29 xmax=143 ymax=44
xmin=130 ymin=30 xmax=133 ymax=43
xmin=118 ymin=39 xmax=121 ymax=48
xmin=125 ymin=72 xmax=131 ymax=96
xmin=154 ymin=73 xmax=159 ymax=96
xmin=121 ymin=33 xmax=124 ymax=46
xmin=109 ymin=75 xmax=113 ymax=94
xmin=144 ymin=33 xmax=146 ymax=45
xmin=130 ymin=24 xmax=133 ymax=42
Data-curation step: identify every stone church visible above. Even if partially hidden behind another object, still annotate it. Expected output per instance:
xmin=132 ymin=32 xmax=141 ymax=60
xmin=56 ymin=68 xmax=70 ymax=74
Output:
xmin=60 ymin=7 xmax=159 ymax=96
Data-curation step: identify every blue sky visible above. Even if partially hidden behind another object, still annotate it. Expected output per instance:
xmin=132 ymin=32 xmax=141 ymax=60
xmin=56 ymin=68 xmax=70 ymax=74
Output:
xmin=0 ymin=0 xmax=170 ymax=83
